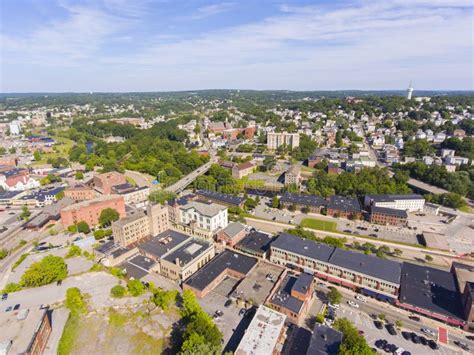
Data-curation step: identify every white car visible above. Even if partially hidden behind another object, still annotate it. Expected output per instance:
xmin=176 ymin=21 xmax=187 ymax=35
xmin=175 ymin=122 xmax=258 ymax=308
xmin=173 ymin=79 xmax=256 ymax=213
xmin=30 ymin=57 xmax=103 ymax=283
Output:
xmin=347 ymin=300 xmax=359 ymax=308
xmin=328 ymin=303 xmax=340 ymax=309
xmin=421 ymin=328 xmax=436 ymax=337
xmin=355 ymin=295 xmax=367 ymax=302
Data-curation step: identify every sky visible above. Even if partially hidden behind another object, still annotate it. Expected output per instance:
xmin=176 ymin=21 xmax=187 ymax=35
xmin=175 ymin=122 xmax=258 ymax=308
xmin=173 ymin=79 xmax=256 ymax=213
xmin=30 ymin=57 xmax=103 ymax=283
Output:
xmin=1 ymin=0 xmax=473 ymax=92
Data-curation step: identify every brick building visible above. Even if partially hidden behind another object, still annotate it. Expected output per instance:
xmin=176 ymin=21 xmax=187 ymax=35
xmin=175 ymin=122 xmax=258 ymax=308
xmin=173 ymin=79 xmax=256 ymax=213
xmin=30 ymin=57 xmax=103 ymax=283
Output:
xmin=93 ymin=171 xmax=127 ymax=194
xmin=369 ymin=206 xmax=408 ymax=226
xmin=64 ymin=183 xmax=97 ymax=201
xmin=326 ymin=196 xmax=362 ymax=219
xmin=60 ymin=195 xmax=126 ymax=227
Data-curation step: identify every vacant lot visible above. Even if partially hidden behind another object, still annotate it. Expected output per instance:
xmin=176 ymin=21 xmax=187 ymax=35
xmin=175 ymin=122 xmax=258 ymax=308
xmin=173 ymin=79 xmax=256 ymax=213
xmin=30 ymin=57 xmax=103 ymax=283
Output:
xmin=59 ymin=305 xmax=176 ymax=355
xmin=300 ymin=218 xmax=337 ymax=232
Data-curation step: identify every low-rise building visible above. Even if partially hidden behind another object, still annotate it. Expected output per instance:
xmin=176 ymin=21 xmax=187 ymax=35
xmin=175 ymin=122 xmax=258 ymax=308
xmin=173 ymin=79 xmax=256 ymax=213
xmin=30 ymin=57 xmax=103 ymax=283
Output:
xmin=64 ymin=183 xmax=97 ymax=201
xmin=235 ymin=305 xmax=286 ymax=355
xmin=179 ymin=200 xmax=228 ymax=233
xmin=306 ymin=323 xmax=342 ymax=355
xmin=112 ymin=184 xmax=150 ymax=206
xmin=326 ymin=196 xmax=361 ymax=219
xmin=235 ymin=231 xmax=273 ymax=258
xmin=0 ymin=308 xmax=52 ymax=355
xmin=93 ymin=171 xmax=127 ymax=194
xmin=279 ymin=192 xmax=326 ymax=213
xmin=284 ymin=164 xmax=301 ymax=186
xmin=216 ymin=222 xmax=248 ymax=247
xmin=195 ymin=189 xmax=245 ymax=208
xmin=232 ymin=162 xmax=256 ymax=179
xmin=60 ymin=195 xmax=126 ymax=228
xmin=184 ymin=250 xmax=258 ymax=298
xmin=364 ymin=194 xmax=425 ymax=212
xmin=369 ymin=206 xmax=408 ymax=226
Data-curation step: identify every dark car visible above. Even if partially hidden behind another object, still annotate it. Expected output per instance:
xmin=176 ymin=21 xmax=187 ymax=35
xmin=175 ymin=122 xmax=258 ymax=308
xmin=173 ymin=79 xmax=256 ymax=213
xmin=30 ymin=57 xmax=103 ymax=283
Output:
xmin=428 ymin=340 xmax=439 ymax=350
xmin=454 ymin=341 xmax=470 ymax=351
xmin=5 ymin=306 xmax=12 ymax=312
xmin=375 ymin=339 xmax=387 ymax=349
xmin=386 ymin=324 xmax=397 ymax=336
xmin=224 ymin=299 xmax=232 ymax=308
xmin=419 ymin=336 xmax=428 ymax=346
xmin=374 ymin=321 xmax=383 ymax=329
xmin=343 ymin=229 xmax=352 ymax=233
xmin=1 ymin=294 xmax=7 ymax=301
xmin=408 ymin=315 xmax=421 ymax=322
xmin=466 ymin=335 xmax=474 ymax=341
xmin=239 ymin=308 xmax=246 ymax=317
xmin=402 ymin=331 xmax=411 ymax=340
xmin=401 ymin=352 xmax=411 ymax=355
xmin=370 ymin=313 xmax=378 ymax=320
xmin=369 ymin=233 xmax=377 ymax=237
xmin=13 ymin=304 xmax=20 ymax=311
xmin=411 ymin=334 xmax=421 ymax=344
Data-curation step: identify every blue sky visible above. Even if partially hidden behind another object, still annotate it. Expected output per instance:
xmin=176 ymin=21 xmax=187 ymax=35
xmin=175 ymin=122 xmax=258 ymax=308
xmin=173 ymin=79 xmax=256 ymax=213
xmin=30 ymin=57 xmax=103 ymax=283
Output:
xmin=1 ymin=0 xmax=473 ymax=92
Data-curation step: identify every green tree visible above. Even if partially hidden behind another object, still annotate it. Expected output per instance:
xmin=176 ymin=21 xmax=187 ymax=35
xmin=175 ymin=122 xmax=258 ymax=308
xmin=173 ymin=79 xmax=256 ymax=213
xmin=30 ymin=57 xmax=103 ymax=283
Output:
xmin=0 ymin=248 xmax=8 ymax=260
xmin=425 ymin=254 xmax=433 ymax=262
xmin=271 ymin=196 xmax=280 ymax=208
xmin=110 ymin=285 xmax=126 ymax=298
xmin=20 ymin=206 xmax=31 ymax=220
xmin=2 ymin=282 xmax=22 ymax=294
xmin=55 ymin=190 xmax=65 ymax=200
xmin=327 ymin=287 xmax=342 ymax=304
xmin=99 ymin=208 xmax=120 ymax=227
xmin=65 ymin=245 xmax=82 ymax=258
xmin=65 ymin=287 xmax=86 ymax=314
xmin=76 ymin=221 xmax=90 ymax=234
xmin=333 ymin=318 xmax=373 ymax=355
xmin=33 ymin=150 xmax=41 ymax=161
xmin=127 ymin=279 xmax=144 ymax=296
xmin=75 ymin=171 xmax=84 ymax=180
xmin=20 ymin=255 xmax=68 ymax=287
xmin=152 ymin=288 xmax=178 ymax=311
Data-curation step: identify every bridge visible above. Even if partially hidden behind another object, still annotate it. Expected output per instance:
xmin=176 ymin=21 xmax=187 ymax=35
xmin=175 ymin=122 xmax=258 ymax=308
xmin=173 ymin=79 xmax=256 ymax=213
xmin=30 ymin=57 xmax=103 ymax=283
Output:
xmin=165 ymin=159 xmax=215 ymax=194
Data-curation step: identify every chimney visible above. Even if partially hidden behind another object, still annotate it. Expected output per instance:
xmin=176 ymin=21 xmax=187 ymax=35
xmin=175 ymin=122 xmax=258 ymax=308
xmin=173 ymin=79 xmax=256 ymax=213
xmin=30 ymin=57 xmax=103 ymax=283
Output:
xmin=175 ymin=258 xmax=180 ymax=265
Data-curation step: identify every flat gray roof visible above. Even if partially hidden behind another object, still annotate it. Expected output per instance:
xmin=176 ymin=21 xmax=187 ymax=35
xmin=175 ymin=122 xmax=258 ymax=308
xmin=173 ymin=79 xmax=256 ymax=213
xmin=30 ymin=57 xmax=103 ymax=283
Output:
xmin=271 ymin=233 xmax=334 ymax=262
xmin=138 ymin=229 xmax=190 ymax=258
xmin=269 ymin=275 xmax=304 ymax=314
xmin=292 ymin=272 xmax=314 ymax=295
xmin=307 ymin=324 xmax=343 ymax=355
xmin=163 ymin=238 xmax=212 ymax=267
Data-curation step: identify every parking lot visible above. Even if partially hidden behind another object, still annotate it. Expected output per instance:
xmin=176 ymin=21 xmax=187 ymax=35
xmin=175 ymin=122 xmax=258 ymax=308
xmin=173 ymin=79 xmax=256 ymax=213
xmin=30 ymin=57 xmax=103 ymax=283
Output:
xmin=232 ymin=262 xmax=284 ymax=305
xmin=338 ymin=305 xmax=462 ymax=355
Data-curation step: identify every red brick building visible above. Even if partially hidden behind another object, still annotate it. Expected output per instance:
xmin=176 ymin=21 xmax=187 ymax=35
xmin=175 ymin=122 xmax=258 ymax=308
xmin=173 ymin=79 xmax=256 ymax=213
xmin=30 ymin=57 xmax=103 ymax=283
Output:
xmin=60 ymin=195 xmax=126 ymax=227
xmin=369 ymin=206 xmax=408 ymax=226
xmin=64 ymin=184 xmax=97 ymax=201
xmin=93 ymin=171 xmax=126 ymax=194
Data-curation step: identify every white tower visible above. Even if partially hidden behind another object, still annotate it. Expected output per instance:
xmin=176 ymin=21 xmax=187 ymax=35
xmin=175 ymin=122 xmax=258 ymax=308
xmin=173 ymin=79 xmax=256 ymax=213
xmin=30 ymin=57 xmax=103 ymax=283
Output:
xmin=406 ymin=81 xmax=414 ymax=100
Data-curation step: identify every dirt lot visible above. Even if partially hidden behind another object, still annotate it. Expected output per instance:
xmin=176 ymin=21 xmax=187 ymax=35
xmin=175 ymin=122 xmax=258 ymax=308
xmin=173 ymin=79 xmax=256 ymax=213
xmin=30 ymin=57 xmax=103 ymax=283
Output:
xmin=65 ymin=305 xmax=177 ymax=355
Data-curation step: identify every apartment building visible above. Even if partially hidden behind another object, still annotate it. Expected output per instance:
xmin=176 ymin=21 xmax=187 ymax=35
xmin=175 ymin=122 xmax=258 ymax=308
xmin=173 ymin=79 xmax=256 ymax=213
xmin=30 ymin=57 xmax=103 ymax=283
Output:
xmin=231 ymin=161 xmax=256 ymax=179
xmin=364 ymin=194 xmax=425 ymax=212
xmin=284 ymin=164 xmax=301 ymax=186
xmin=326 ymin=196 xmax=362 ymax=219
xmin=195 ymin=189 xmax=245 ymax=208
xmin=270 ymin=233 xmax=402 ymax=301
xmin=112 ymin=184 xmax=150 ymax=205
xmin=267 ymin=132 xmax=300 ymax=150
xmin=60 ymin=195 xmax=126 ymax=228
xmin=369 ymin=206 xmax=408 ymax=226
xmin=279 ymin=192 xmax=326 ymax=213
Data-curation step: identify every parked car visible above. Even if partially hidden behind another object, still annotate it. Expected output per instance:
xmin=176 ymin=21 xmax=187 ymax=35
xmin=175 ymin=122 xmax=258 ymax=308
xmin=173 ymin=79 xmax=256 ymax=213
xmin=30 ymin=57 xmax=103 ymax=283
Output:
xmin=419 ymin=336 xmax=428 ymax=346
xmin=5 ymin=306 xmax=12 ymax=312
xmin=402 ymin=331 xmax=411 ymax=340
xmin=411 ymin=334 xmax=420 ymax=344
xmin=347 ymin=300 xmax=359 ymax=308
xmin=355 ymin=295 xmax=367 ymax=302
xmin=374 ymin=321 xmax=383 ymax=329
xmin=239 ymin=308 xmax=246 ymax=317
xmin=428 ymin=340 xmax=439 ymax=350
xmin=224 ymin=299 xmax=232 ymax=308
xmin=386 ymin=324 xmax=397 ymax=336
xmin=454 ymin=341 xmax=470 ymax=351
xmin=13 ymin=304 xmax=20 ymax=311
xmin=420 ymin=328 xmax=435 ymax=337
xmin=1 ymin=294 xmax=7 ymax=301
xmin=408 ymin=315 xmax=420 ymax=322
xmin=375 ymin=339 xmax=387 ymax=349
xmin=328 ymin=303 xmax=340 ymax=309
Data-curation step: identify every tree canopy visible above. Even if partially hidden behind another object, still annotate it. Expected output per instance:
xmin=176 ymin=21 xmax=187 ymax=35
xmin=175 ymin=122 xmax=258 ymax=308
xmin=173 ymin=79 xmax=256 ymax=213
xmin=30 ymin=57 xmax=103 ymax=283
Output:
xmin=20 ymin=255 xmax=68 ymax=287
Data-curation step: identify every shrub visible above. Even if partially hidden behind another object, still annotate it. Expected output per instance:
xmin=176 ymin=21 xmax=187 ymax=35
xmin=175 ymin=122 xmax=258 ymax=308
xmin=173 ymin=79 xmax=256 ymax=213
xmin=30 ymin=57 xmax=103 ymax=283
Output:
xmin=65 ymin=245 xmax=82 ymax=258
xmin=2 ymin=282 xmax=22 ymax=294
xmin=65 ymin=287 xmax=86 ymax=314
xmin=110 ymin=285 xmax=126 ymax=298
xmin=127 ymin=279 xmax=144 ymax=297
xmin=76 ymin=221 xmax=90 ymax=234
xmin=20 ymin=255 xmax=68 ymax=287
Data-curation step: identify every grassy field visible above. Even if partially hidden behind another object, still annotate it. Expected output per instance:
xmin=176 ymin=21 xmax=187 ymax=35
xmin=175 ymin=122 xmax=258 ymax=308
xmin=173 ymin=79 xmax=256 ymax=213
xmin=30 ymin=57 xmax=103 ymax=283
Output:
xmin=57 ymin=306 xmax=170 ymax=355
xmin=300 ymin=218 xmax=338 ymax=232
xmin=32 ymin=136 xmax=75 ymax=166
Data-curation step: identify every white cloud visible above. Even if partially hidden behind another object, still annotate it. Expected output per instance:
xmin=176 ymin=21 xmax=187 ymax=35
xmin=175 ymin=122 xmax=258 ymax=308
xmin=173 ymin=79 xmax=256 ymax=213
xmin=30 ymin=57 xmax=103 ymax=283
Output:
xmin=189 ymin=2 xmax=235 ymax=20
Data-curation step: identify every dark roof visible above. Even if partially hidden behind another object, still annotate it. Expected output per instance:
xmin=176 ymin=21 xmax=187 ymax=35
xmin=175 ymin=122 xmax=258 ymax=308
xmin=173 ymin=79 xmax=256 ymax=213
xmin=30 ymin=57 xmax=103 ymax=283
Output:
xmin=330 ymin=248 xmax=402 ymax=284
xmin=292 ymin=273 xmax=314 ymax=295
xmin=269 ymin=275 xmax=304 ymax=314
xmin=119 ymin=260 xmax=149 ymax=279
xmin=112 ymin=182 xmax=134 ymax=190
xmin=138 ymin=230 xmax=189 ymax=258
xmin=21 ymin=186 xmax=64 ymax=202
xmin=196 ymin=189 xmax=244 ymax=206
xmin=236 ymin=231 xmax=273 ymax=255
xmin=399 ymin=262 xmax=464 ymax=320
xmin=163 ymin=238 xmax=212 ymax=267
xmin=366 ymin=194 xmax=424 ymax=203
xmin=0 ymin=190 xmax=23 ymax=199
xmin=184 ymin=250 xmax=257 ymax=291
xmin=128 ymin=254 xmax=156 ymax=271
xmin=280 ymin=192 xmax=326 ymax=208
xmin=306 ymin=324 xmax=342 ymax=355
xmin=327 ymin=196 xmax=361 ymax=213
xmin=371 ymin=206 xmax=408 ymax=218
xmin=271 ymin=233 xmax=334 ymax=263
xmin=95 ymin=240 xmax=116 ymax=254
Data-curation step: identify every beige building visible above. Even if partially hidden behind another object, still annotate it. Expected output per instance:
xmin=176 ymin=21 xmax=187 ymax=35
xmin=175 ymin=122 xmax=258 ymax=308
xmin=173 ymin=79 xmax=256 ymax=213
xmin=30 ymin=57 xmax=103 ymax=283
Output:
xmin=112 ymin=203 xmax=169 ymax=247
xmin=285 ymin=164 xmax=301 ymax=186
xmin=267 ymin=132 xmax=300 ymax=150
xmin=232 ymin=161 xmax=255 ymax=179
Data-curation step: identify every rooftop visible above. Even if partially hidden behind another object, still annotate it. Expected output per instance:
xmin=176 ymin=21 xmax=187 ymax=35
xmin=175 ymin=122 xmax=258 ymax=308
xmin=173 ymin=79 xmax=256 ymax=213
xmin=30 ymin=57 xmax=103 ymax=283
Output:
xmin=60 ymin=194 xmax=123 ymax=212
xmin=271 ymin=233 xmax=334 ymax=263
xmin=306 ymin=324 xmax=343 ymax=355
xmin=112 ymin=209 xmax=147 ymax=228
xmin=292 ymin=272 xmax=314 ymax=295
xmin=196 ymin=189 xmax=245 ymax=206
xmin=138 ymin=229 xmax=190 ymax=258
xmin=235 ymin=305 xmax=286 ymax=355
xmin=181 ymin=200 xmax=227 ymax=217
xmin=236 ymin=231 xmax=273 ymax=255
xmin=269 ymin=274 xmax=305 ymax=314
xmin=184 ymin=250 xmax=257 ymax=291
xmin=220 ymin=222 xmax=247 ymax=239
xmin=0 ymin=308 xmax=49 ymax=355
xmin=399 ymin=262 xmax=464 ymax=320
xmin=327 ymin=196 xmax=361 ymax=213
xmin=163 ymin=238 xmax=213 ymax=267
xmin=280 ymin=192 xmax=326 ymax=208
xmin=366 ymin=194 xmax=424 ymax=203
xmin=451 ymin=262 xmax=474 ymax=297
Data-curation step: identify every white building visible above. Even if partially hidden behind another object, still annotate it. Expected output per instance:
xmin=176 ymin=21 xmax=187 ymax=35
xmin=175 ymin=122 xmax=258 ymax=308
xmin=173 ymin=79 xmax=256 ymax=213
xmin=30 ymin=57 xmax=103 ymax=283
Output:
xmin=8 ymin=121 xmax=21 ymax=135
xmin=235 ymin=305 xmax=286 ymax=355
xmin=446 ymin=156 xmax=469 ymax=166
xmin=267 ymin=132 xmax=300 ymax=150
xmin=180 ymin=200 xmax=228 ymax=232
xmin=406 ymin=81 xmax=414 ymax=100
xmin=364 ymin=194 xmax=425 ymax=212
